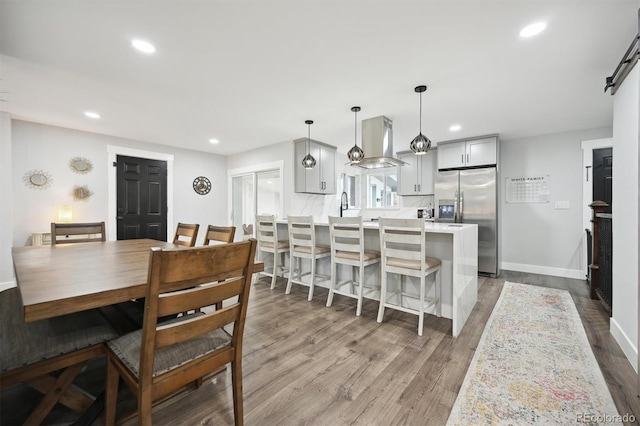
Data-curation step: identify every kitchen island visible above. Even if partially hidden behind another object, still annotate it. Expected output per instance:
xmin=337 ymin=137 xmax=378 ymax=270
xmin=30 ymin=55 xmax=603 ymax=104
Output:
xmin=272 ymin=220 xmax=478 ymax=337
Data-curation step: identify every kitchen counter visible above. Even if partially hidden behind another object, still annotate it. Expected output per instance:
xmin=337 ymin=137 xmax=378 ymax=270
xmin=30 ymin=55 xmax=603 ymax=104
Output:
xmin=271 ymin=219 xmax=478 ymax=336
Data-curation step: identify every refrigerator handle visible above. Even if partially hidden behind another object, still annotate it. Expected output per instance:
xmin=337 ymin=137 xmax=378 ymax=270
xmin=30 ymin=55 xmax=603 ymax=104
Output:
xmin=459 ymin=190 xmax=464 ymax=222
xmin=454 ymin=190 xmax=459 ymax=222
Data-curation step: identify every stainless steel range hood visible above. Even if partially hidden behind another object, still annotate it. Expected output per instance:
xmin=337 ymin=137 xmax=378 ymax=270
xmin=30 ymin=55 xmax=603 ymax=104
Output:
xmin=352 ymin=115 xmax=406 ymax=169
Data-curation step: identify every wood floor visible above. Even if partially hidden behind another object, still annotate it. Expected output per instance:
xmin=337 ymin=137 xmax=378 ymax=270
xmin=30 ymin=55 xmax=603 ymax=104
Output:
xmin=2 ymin=271 xmax=639 ymax=425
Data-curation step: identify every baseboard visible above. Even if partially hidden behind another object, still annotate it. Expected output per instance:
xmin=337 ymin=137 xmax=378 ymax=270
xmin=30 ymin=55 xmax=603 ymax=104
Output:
xmin=610 ymin=317 xmax=638 ymax=373
xmin=0 ymin=279 xmax=16 ymax=292
xmin=500 ymin=262 xmax=584 ymax=279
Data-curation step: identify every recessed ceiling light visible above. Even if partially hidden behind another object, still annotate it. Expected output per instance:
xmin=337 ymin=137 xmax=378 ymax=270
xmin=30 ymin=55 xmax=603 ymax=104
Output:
xmin=519 ymin=22 xmax=547 ymax=38
xmin=131 ymin=39 xmax=156 ymax=54
xmin=84 ymin=111 xmax=101 ymax=119
xmin=209 ymin=138 xmax=219 ymax=144
xmin=449 ymin=124 xmax=462 ymax=132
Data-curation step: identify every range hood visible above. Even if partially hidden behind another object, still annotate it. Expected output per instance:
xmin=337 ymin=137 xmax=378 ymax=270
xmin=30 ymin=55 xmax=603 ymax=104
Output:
xmin=352 ymin=115 xmax=406 ymax=169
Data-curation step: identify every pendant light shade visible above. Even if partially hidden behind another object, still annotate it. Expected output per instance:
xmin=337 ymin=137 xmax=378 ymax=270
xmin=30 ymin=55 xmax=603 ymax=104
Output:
xmin=409 ymin=85 xmax=432 ymax=155
xmin=302 ymin=120 xmax=316 ymax=169
xmin=347 ymin=106 xmax=364 ymax=164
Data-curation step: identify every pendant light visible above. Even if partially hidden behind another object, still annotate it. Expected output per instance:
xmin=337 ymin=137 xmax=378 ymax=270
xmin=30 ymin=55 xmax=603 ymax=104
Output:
xmin=409 ymin=85 xmax=432 ymax=155
xmin=347 ymin=106 xmax=365 ymax=164
xmin=301 ymin=120 xmax=316 ymax=169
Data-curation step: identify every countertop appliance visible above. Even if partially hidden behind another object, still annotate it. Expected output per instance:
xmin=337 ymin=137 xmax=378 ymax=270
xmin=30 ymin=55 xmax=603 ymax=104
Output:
xmin=435 ymin=168 xmax=498 ymax=276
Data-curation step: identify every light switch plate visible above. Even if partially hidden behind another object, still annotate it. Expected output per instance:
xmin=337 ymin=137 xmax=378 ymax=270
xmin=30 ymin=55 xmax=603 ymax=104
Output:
xmin=554 ymin=201 xmax=570 ymax=209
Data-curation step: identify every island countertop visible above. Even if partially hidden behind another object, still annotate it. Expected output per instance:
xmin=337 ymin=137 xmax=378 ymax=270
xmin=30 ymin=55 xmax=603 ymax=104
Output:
xmin=276 ymin=219 xmax=476 ymax=234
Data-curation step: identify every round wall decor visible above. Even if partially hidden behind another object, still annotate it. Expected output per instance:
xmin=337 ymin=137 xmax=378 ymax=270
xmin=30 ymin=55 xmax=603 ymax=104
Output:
xmin=72 ymin=185 xmax=93 ymax=200
xmin=23 ymin=170 xmax=53 ymax=190
xmin=193 ymin=176 xmax=211 ymax=195
xmin=69 ymin=156 xmax=93 ymax=174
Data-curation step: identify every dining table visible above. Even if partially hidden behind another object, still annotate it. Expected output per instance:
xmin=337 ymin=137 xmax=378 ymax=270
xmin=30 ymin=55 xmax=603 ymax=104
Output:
xmin=12 ymin=238 xmax=263 ymax=323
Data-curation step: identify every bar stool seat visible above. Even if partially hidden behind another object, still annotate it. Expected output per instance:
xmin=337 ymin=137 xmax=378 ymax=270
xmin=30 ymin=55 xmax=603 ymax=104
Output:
xmin=327 ymin=216 xmax=381 ymax=316
xmin=378 ymin=218 xmax=441 ymax=336
xmin=286 ymin=216 xmax=330 ymax=301
xmin=256 ymin=214 xmax=289 ymax=290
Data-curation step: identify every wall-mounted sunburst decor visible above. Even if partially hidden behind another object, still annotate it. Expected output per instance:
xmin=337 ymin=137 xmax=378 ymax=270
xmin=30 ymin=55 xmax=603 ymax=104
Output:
xmin=69 ymin=156 xmax=93 ymax=174
xmin=23 ymin=170 xmax=53 ymax=190
xmin=72 ymin=185 xmax=93 ymax=200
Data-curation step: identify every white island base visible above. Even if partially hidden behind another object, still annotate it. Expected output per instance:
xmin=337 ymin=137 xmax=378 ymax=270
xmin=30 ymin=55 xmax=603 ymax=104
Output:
xmin=266 ymin=220 xmax=478 ymax=337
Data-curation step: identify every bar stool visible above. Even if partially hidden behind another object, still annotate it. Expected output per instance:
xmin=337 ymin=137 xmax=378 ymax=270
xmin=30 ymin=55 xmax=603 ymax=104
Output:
xmin=256 ymin=214 xmax=289 ymax=289
xmin=326 ymin=216 xmax=381 ymax=316
xmin=286 ymin=216 xmax=330 ymax=301
xmin=378 ymin=218 xmax=441 ymax=336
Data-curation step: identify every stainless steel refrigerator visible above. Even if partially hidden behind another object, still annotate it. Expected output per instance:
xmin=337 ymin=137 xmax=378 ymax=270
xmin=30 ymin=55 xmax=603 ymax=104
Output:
xmin=435 ymin=168 xmax=498 ymax=276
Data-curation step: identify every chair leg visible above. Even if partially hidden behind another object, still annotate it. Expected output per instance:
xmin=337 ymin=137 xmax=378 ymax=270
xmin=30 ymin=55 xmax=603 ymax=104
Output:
xmin=285 ymin=255 xmax=294 ymax=294
xmin=436 ymin=268 xmax=442 ymax=317
xmin=327 ymin=259 xmax=336 ymax=307
xmin=308 ymin=258 xmax=316 ymax=301
xmin=231 ymin=358 xmax=244 ymax=426
xmin=270 ymin=250 xmax=279 ymax=290
xmin=377 ymin=269 xmax=386 ymax=323
xmin=418 ymin=275 xmax=426 ymax=337
xmin=105 ymin=358 xmax=120 ymax=426
xmin=356 ymin=265 xmax=364 ymax=317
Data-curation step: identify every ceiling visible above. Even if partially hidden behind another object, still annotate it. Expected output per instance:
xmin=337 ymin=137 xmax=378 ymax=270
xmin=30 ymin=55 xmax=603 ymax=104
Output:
xmin=1 ymin=1 xmax=637 ymax=156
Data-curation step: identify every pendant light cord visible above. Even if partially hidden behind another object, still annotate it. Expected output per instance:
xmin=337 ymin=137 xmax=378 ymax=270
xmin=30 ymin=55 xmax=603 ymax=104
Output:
xmin=354 ymin=109 xmax=358 ymax=146
xmin=419 ymin=91 xmax=422 ymax=134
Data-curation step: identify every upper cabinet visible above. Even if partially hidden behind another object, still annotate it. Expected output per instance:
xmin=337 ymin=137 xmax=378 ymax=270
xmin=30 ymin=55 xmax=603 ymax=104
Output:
xmin=437 ymin=135 xmax=498 ymax=170
xmin=397 ymin=149 xmax=437 ymax=195
xmin=294 ymin=138 xmax=337 ymax=194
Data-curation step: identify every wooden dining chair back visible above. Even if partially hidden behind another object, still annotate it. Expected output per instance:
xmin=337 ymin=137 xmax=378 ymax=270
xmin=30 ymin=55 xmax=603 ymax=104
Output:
xmin=203 ymin=225 xmax=236 ymax=245
xmin=105 ymin=239 xmax=258 ymax=426
xmin=378 ymin=218 xmax=442 ymax=336
xmin=51 ymin=221 xmax=106 ymax=246
xmin=172 ymin=222 xmax=199 ymax=247
xmin=0 ymin=287 xmax=118 ymax=425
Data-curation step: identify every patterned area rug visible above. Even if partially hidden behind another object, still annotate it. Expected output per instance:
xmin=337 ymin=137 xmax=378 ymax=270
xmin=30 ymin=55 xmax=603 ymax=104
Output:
xmin=447 ymin=282 xmax=621 ymax=425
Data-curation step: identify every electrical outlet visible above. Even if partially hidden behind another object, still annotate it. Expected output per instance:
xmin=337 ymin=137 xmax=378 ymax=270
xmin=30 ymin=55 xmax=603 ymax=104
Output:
xmin=554 ymin=201 xmax=570 ymax=210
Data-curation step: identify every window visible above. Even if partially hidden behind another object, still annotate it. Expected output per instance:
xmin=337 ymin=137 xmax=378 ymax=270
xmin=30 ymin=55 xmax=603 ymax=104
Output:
xmin=341 ymin=173 xmax=359 ymax=208
xmin=367 ymin=170 xmax=398 ymax=208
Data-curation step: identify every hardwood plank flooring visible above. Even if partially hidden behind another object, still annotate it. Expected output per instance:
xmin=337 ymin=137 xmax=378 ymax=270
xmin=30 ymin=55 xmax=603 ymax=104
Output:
xmin=1 ymin=272 xmax=638 ymax=425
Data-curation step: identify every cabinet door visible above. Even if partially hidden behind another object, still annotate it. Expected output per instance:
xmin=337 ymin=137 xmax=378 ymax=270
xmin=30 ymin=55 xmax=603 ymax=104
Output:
xmin=320 ymin=145 xmax=336 ymax=194
xmin=398 ymin=152 xmax=419 ymax=195
xmin=437 ymin=141 xmax=466 ymax=170
xmin=294 ymin=140 xmax=308 ymax=193
xmin=417 ymin=149 xmax=437 ymax=194
xmin=466 ymin=137 xmax=497 ymax=167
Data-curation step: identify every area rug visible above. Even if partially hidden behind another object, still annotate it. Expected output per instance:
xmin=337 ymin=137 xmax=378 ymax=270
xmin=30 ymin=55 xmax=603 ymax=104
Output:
xmin=447 ymin=282 xmax=622 ymax=425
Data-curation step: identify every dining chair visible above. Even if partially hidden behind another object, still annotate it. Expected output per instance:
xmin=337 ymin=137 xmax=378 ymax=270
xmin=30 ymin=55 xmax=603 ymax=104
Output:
xmin=378 ymin=218 xmax=441 ymax=336
xmin=104 ymin=239 xmax=258 ymax=426
xmin=172 ymin=222 xmax=199 ymax=247
xmin=203 ymin=225 xmax=236 ymax=245
xmin=0 ymin=287 xmax=118 ymax=425
xmin=51 ymin=221 xmax=106 ymax=246
xmin=286 ymin=215 xmax=330 ymax=301
xmin=326 ymin=216 xmax=381 ymax=316
xmin=255 ymin=214 xmax=289 ymax=289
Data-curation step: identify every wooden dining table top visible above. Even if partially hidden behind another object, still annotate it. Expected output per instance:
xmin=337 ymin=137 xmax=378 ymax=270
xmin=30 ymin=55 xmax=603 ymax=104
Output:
xmin=12 ymin=238 xmax=263 ymax=323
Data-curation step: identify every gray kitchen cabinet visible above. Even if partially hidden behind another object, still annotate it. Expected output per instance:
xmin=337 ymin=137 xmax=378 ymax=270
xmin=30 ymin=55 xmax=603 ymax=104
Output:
xmin=437 ymin=135 xmax=498 ymax=170
xmin=294 ymin=138 xmax=336 ymax=194
xmin=398 ymin=149 xmax=437 ymax=195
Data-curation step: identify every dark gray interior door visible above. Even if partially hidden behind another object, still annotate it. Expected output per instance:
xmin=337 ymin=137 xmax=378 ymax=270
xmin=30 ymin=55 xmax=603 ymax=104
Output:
xmin=116 ymin=155 xmax=167 ymax=241
xmin=592 ymin=148 xmax=612 ymax=213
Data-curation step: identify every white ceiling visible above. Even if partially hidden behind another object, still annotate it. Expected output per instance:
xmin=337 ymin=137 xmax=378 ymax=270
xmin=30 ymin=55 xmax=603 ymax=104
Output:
xmin=1 ymin=1 xmax=637 ymax=156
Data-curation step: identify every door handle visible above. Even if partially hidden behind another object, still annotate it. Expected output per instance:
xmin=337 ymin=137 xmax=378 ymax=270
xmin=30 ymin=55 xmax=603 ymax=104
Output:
xmin=461 ymin=154 xmax=464 ymax=164
xmin=117 ymin=216 xmax=124 ymax=220
xmin=466 ymin=154 xmax=469 ymax=163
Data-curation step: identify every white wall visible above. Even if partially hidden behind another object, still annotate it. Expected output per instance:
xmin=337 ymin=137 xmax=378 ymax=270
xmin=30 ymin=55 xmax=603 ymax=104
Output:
xmin=611 ymin=64 xmax=639 ymax=370
xmin=500 ymin=127 xmax=612 ymax=278
xmin=11 ymin=120 xmax=227 ymax=245
xmin=0 ymin=112 xmax=14 ymax=289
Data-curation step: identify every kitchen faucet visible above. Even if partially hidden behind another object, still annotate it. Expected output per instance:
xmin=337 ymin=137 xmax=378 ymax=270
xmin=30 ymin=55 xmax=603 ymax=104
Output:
xmin=340 ymin=192 xmax=348 ymax=217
